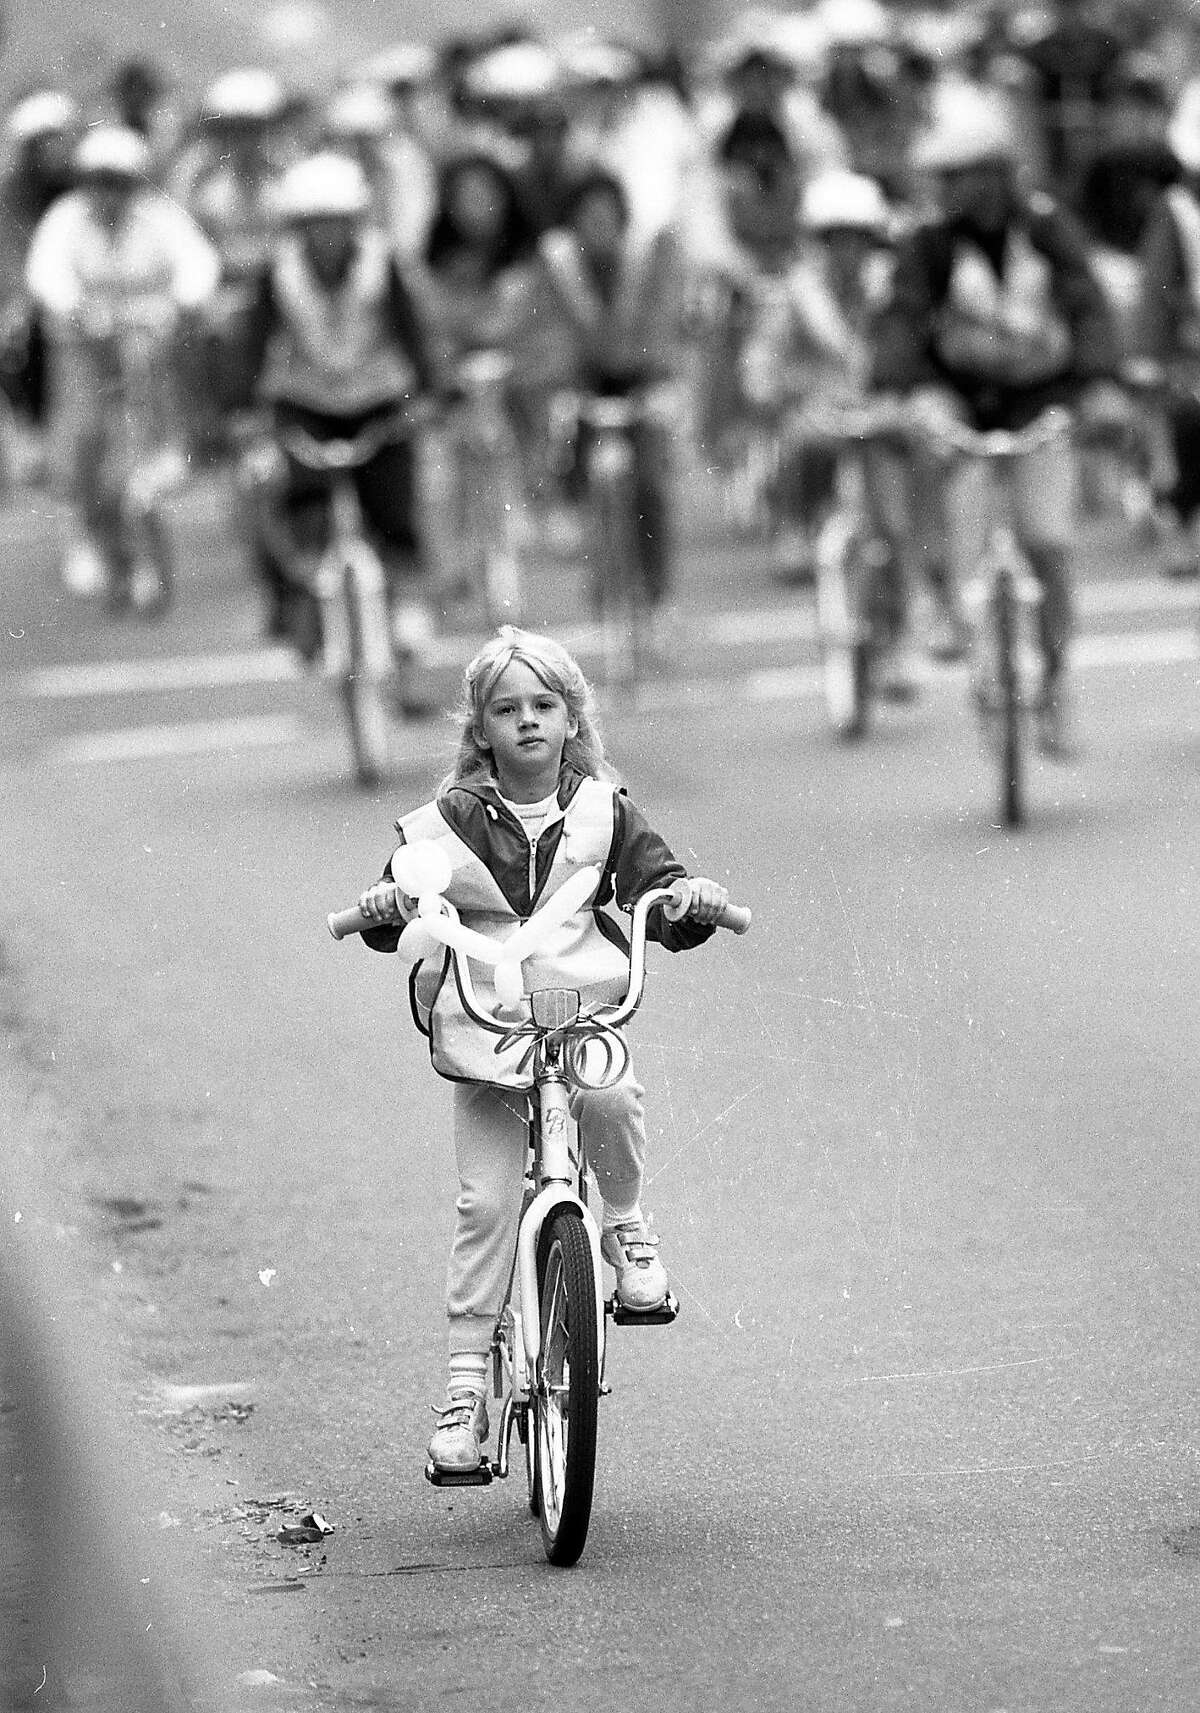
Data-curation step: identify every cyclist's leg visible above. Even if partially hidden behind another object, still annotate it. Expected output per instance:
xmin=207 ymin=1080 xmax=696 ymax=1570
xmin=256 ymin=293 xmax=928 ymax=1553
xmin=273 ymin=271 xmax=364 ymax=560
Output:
xmin=865 ymin=441 xmax=920 ymax=698
xmin=1014 ymin=433 xmax=1077 ymax=749
xmin=435 ymin=1083 xmax=531 ymax=1466
xmin=910 ymin=441 xmax=967 ymax=659
xmin=357 ymin=434 xmax=436 ymax=706
xmin=570 ymin=1062 xmax=668 ymax=1310
xmin=1159 ymin=395 xmax=1200 ymax=578
xmin=773 ymin=427 xmax=835 ymax=584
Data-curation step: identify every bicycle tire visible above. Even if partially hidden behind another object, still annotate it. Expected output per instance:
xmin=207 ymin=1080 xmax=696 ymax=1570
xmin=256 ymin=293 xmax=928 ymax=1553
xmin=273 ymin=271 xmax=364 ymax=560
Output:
xmin=535 ymin=1211 xmax=599 ymax=1566
xmin=994 ymin=570 xmax=1023 ymax=827
xmin=816 ymin=523 xmax=871 ymax=740
xmin=590 ymin=456 xmax=640 ymax=693
xmin=339 ymin=565 xmax=389 ymax=788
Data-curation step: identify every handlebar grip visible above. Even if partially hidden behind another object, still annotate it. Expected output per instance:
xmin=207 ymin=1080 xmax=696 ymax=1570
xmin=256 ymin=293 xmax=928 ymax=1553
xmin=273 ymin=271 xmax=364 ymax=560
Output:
xmin=328 ymin=905 xmax=374 ymax=940
xmin=717 ymin=901 xmax=752 ymax=936
xmin=664 ymin=883 xmax=752 ymax=935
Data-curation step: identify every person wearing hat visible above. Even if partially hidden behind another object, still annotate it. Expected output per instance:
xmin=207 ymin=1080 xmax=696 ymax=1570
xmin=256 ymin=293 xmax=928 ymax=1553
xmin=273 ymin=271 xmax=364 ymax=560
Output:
xmin=875 ymin=81 xmax=1123 ymax=753
xmin=238 ymin=150 xmax=439 ymax=654
xmin=172 ymin=70 xmax=291 ymax=441
xmin=25 ymin=124 xmax=219 ymax=597
xmin=741 ymin=167 xmax=922 ymax=695
xmin=0 ymin=92 xmax=81 ymax=447
xmin=323 ymin=82 xmax=436 ymax=263
xmin=1132 ymin=78 xmax=1200 ymax=580
xmin=530 ymin=164 xmax=687 ymax=631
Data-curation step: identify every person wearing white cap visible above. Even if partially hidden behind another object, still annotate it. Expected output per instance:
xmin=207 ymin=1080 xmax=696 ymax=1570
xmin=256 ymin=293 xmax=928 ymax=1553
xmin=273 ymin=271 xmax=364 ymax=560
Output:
xmin=323 ymin=81 xmax=436 ymax=263
xmin=1132 ymin=78 xmax=1200 ymax=579
xmin=236 ymin=151 xmax=439 ymax=651
xmin=168 ymin=72 xmax=291 ymax=447
xmin=24 ymin=124 xmax=219 ymax=598
xmin=876 ymin=81 xmax=1124 ymax=753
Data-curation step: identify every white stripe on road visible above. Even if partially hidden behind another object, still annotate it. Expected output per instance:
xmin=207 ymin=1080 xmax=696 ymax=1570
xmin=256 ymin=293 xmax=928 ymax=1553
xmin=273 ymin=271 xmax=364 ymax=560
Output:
xmin=24 ymin=647 xmax=301 ymax=699
xmin=34 ymin=629 xmax=1198 ymax=767
xmin=52 ymin=714 xmax=303 ymax=766
xmin=15 ymin=579 xmax=1194 ymax=702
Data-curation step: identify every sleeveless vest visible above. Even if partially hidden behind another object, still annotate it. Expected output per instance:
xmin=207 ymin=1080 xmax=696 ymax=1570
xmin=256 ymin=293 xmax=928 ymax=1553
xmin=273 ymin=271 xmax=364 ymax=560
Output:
xmin=260 ymin=230 xmax=418 ymax=413
xmin=934 ymin=223 xmax=1073 ymax=388
xmin=399 ymin=779 xmax=625 ymax=1087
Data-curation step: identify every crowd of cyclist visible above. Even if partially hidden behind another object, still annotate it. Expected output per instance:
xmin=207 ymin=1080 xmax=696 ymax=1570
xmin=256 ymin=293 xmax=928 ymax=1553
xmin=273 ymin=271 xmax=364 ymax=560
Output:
xmin=4 ymin=0 xmax=1200 ymax=754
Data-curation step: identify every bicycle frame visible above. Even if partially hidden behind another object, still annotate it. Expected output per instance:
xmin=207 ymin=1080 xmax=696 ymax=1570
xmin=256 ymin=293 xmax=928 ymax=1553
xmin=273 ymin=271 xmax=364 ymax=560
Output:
xmin=445 ymin=882 xmax=677 ymax=1447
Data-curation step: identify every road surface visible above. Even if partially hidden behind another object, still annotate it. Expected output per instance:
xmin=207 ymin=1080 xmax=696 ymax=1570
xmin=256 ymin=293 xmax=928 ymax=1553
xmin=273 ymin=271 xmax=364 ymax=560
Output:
xmin=2 ymin=469 xmax=1200 ymax=1711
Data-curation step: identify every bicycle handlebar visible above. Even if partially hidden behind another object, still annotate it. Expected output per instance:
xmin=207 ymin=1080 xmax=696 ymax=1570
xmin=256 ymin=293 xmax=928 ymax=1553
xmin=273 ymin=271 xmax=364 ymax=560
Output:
xmin=279 ymin=403 xmax=431 ymax=473
xmin=329 ymin=879 xmax=750 ymax=1042
xmin=919 ymin=405 xmax=1072 ymax=461
xmin=326 ymin=880 xmax=751 ymax=947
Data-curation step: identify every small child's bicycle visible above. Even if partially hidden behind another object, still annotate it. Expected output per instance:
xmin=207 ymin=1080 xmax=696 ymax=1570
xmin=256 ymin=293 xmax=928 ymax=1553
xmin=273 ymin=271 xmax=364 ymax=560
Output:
xmin=329 ymin=857 xmax=750 ymax=1565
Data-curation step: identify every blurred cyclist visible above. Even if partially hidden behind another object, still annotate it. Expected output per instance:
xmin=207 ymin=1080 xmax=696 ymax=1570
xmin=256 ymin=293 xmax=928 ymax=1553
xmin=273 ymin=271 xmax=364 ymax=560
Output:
xmin=239 ymin=151 xmax=438 ymax=656
xmin=179 ymin=69 xmax=289 ymax=431
xmin=536 ymin=165 xmax=685 ymax=635
xmin=0 ymin=93 xmax=80 ymax=456
xmin=323 ymin=81 xmax=436 ymax=264
xmin=1132 ymin=78 xmax=1200 ymax=579
xmin=25 ymin=125 xmax=218 ymax=597
xmin=876 ymin=81 xmax=1123 ymax=754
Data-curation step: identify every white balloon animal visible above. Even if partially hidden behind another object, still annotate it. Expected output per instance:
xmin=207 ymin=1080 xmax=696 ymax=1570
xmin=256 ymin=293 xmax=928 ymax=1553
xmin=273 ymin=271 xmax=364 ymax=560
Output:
xmin=393 ymin=843 xmax=601 ymax=1010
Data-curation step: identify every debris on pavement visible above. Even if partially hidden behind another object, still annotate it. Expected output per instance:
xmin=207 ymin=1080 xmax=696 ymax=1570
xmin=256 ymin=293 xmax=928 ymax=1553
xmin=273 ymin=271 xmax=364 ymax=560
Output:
xmin=277 ymin=1510 xmax=335 ymax=1545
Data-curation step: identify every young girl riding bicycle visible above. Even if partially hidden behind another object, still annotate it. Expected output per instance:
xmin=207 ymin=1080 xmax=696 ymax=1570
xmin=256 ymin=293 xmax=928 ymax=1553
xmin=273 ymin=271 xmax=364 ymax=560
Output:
xmin=356 ymin=626 xmax=729 ymax=1474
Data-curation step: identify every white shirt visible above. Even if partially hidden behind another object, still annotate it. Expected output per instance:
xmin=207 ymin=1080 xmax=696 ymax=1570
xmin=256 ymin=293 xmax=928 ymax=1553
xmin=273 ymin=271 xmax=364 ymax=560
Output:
xmin=25 ymin=188 xmax=220 ymax=324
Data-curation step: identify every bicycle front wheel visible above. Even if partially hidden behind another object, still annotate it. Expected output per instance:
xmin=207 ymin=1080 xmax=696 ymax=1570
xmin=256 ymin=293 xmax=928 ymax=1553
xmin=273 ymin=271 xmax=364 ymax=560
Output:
xmin=534 ymin=1211 xmax=599 ymax=1566
xmin=339 ymin=566 xmax=389 ymax=787
xmin=816 ymin=521 xmax=871 ymax=740
xmin=994 ymin=573 xmax=1023 ymax=828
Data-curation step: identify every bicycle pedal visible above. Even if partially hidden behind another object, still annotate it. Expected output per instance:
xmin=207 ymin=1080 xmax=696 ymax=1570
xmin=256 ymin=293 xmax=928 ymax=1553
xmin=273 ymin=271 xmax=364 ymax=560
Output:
xmin=424 ymin=1459 xmax=494 ymax=1488
xmin=606 ymin=1292 xmax=679 ymax=1327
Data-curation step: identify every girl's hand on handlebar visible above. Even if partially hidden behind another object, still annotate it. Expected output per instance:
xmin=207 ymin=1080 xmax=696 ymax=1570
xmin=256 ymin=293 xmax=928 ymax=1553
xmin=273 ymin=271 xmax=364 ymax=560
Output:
xmin=669 ymin=876 xmax=730 ymax=925
xmin=357 ymin=881 xmax=416 ymax=926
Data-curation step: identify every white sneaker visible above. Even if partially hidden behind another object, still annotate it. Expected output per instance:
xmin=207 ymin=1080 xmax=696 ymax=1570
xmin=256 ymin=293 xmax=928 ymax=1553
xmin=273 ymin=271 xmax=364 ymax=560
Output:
xmin=62 ymin=537 xmax=106 ymax=595
xmin=427 ymin=1393 xmax=489 ymax=1472
xmin=601 ymin=1217 xmax=669 ymax=1313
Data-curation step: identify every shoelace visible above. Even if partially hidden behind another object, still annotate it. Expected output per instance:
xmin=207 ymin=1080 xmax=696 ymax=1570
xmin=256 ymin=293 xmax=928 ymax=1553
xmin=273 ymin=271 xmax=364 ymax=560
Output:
xmin=607 ymin=1226 xmax=660 ymax=1266
xmin=430 ymin=1394 xmax=485 ymax=1429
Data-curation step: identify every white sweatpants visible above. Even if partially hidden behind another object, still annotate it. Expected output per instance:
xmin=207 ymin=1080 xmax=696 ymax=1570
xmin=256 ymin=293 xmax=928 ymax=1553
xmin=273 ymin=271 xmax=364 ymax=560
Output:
xmin=445 ymin=1065 xmax=647 ymax=1357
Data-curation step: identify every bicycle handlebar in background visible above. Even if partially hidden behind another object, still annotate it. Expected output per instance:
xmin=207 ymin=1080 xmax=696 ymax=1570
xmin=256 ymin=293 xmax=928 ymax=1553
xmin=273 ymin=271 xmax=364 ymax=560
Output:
xmin=919 ymin=405 xmax=1072 ymax=462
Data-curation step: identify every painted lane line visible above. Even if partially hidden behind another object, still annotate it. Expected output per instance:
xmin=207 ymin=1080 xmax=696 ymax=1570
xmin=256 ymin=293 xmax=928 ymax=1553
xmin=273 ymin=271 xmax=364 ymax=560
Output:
xmin=52 ymin=714 xmax=303 ymax=766
xmin=24 ymin=647 xmax=300 ymax=699
xmin=34 ymin=628 xmax=1199 ymax=767
xmin=15 ymin=579 xmax=1194 ymax=702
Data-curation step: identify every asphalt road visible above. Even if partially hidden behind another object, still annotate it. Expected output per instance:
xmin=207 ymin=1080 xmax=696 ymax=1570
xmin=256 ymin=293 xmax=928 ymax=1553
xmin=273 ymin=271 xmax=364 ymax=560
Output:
xmin=2 ymin=469 xmax=1200 ymax=1712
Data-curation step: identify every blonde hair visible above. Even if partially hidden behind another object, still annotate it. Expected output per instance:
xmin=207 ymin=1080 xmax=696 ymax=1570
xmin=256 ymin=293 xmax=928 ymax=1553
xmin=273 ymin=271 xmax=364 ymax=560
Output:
xmin=441 ymin=626 xmax=618 ymax=792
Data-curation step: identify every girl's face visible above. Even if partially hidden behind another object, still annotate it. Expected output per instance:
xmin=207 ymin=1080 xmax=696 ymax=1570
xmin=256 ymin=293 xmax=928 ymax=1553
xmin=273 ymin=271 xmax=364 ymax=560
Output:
xmin=448 ymin=164 xmax=506 ymax=244
xmin=478 ymin=659 xmax=577 ymax=798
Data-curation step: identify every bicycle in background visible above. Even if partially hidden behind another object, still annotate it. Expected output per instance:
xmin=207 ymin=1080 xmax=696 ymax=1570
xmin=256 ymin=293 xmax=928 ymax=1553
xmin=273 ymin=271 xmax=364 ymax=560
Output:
xmin=921 ymin=408 xmax=1072 ymax=827
xmin=329 ymin=865 xmax=751 ymax=1566
xmin=803 ymin=398 xmax=916 ymax=741
xmin=241 ymin=408 xmax=428 ymax=787
xmin=76 ymin=305 xmax=187 ymax=615
xmin=439 ymin=348 xmax=522 ymax=625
